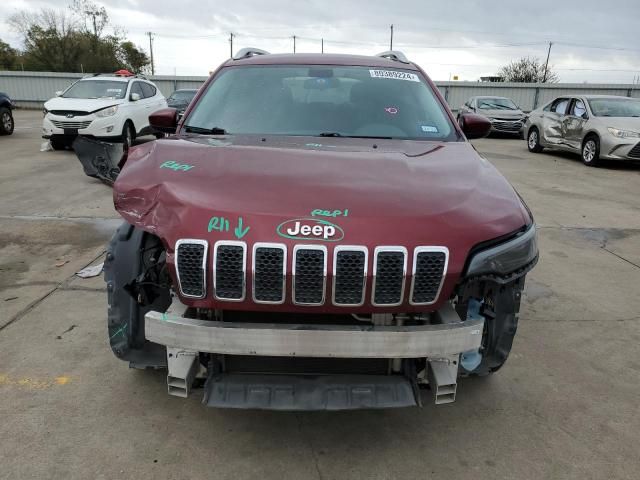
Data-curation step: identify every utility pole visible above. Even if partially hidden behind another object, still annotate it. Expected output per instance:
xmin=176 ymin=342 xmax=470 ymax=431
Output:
xmin=147 ymin=32 xmax=155 ymax=75
xmin=542 ymin=41 xmax=553 ymax=83
xmin=390 ymin=24 xmax=394 ymax=50
xmin=229 ymin=32 xmax=234 ymax=58
xmin=321 ymin=38 xmax=324 ymax=54
xmin=293 ymin=35 xmax=297 ymax=53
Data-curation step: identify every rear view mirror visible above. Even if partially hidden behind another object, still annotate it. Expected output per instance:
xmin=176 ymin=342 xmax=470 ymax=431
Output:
xmin=149 ymin=107 xmax=179 ymax=134
xmin=130 ymin=92 xmax=141 ymax=101
xmin=459 ymin=113 xmax=491 ymax=139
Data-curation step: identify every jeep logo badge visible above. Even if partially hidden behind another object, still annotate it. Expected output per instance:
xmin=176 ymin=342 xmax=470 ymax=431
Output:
xmin=277 ymin=218 xmax=344 ymax=242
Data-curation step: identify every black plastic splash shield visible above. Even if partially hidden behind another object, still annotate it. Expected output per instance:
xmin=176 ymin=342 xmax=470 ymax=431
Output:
xmin=203 ymin=373 xmax=418 ymax=411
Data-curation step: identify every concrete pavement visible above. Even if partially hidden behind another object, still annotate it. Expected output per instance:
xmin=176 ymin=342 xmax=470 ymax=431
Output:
xmin=1 ymin=111 xmax=639 ymax=479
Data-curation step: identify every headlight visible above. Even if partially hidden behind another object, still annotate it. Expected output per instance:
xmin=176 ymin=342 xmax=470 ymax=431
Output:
xmin=607 ymin=127 xmax=640 ymax=139
xmin=96 ymin=105 xmax=118 ymax=118
xmin=466 ymin=225 xmax=538 ymax=277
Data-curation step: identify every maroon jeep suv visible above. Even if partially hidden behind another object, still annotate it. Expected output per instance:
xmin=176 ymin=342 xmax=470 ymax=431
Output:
xmin=105 ymin=49 xmax=538 ymax=410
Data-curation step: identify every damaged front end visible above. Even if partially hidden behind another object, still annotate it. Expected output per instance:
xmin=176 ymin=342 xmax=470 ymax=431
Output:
xmin=73 ymin=136 xmax=127 ymax=185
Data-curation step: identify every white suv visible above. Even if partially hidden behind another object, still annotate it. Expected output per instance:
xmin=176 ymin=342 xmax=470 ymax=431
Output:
xmin=42 ymin=73 xmax=167 ymax=150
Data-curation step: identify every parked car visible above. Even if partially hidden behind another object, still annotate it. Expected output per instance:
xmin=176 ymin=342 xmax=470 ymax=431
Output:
xmin=166 ymin=89 xmax=198 ymax=115
xmin=525 ymin=95 xmax=640 ymax=166
xmin=0 ymin=91 xmax=15 ymax=136
xmin=104 ymin=49 xmax=538 ymax=410
xmin=458 ymin=96 xmax=526 ymax=137
xmin=42 ymin=71 xmax=167 ymax=150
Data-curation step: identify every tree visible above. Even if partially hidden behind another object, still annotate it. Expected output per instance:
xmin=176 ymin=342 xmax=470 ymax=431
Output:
xmin=0 ymin=39 xmax=20 ymax=70
xmin=497 ymin=57 xmax=559 ymax=83
xmin=8 ymin=2 xmax=150 ymax=73
xmin=118 ymin=41 xmax=150 ymax=74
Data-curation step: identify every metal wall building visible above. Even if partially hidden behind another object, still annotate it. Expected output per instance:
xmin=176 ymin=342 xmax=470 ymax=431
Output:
xmin=1 ymin=70 xmax=639 ymax=111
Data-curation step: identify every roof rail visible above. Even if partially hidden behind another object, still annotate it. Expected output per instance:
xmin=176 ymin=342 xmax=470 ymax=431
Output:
xmin=376 ymin=50 xmax=410 ymax=64
xmin=233 ymin=48 xmax=270 ymax=60
xmin=86 ymin=72 xmax=147 ymax=79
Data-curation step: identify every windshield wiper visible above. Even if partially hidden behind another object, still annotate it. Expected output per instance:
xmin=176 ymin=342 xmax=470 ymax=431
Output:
xmin=318 ymin=132 xmax=393 ymax=139
xmin=184 ymin=125 xmax=228 ymax=135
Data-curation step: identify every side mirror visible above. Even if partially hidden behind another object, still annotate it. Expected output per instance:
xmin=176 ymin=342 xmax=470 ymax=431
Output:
xmin=459 ymin=113 xmax=491 ymax=139
xmin=55 ymin=91 xmax=63 ymax=97
xmin=581 ymin=112 xmax=588 ymax=120
xmin=149 ymin=107 xmax=178 ymax=134
xmin=130 ymin=92 xmax=141 ymax=102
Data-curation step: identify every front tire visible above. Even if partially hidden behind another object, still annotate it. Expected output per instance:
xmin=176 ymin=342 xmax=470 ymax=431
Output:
xmin=582 ymin=135 xmax=601 ymax=167
xmin=121 ymin=121 xmax=135 ymax=150
xmin=105 ymin=222 xmax=171 ymax=367
xmin=527 ymin=127 xmax=543 ymax=152
xmin=0 ymin=107 xmax=14 ymax=135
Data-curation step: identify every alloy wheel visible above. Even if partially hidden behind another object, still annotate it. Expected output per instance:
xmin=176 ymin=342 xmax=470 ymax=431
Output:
xmin=583 ymin=140 xmax=596 ymax=163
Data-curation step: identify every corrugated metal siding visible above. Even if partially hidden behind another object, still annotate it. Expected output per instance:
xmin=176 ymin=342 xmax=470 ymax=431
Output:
xmin=1 ymin=71 xmax=638 ymax=110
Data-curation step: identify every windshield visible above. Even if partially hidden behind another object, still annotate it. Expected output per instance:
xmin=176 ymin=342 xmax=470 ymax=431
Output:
xmin=587 ymin=98 xmax=640 ymax=117
xmin=477 ymin=98 xmax=518 ymax=110
xmin=63 ymin=80 xmax=127 ymax=99
xmin=184 ymin=65 xmax=455 ymax=140
xmin=169 ymin=90 xmax=197 ymax=102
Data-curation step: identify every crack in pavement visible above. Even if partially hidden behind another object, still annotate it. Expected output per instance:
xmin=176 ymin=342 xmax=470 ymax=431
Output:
xmin=295 ymin=414 xmax=324 ymax=480
xmin=0 ymin=249 xmax=106 ymax=334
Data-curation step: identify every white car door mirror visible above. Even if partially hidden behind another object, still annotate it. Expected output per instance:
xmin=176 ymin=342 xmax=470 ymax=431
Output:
xmin=55 ymin=91 xmax=63 ymax=97
xmin=130 ymin=92 xmax=141 ymax=102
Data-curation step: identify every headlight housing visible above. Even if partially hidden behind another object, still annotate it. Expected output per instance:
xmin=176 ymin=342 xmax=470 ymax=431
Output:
xmin=96 ymin=105 xmax=118 ymax=118
xmin=466 ymin=225 xmax=538 ymax=278
xmin=607 ymin=127 xmax=640 ymax=139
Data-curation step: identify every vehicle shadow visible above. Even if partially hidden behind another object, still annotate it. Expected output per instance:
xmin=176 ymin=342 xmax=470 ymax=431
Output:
xmin=543 ymin=149 xmax=640 ymax=171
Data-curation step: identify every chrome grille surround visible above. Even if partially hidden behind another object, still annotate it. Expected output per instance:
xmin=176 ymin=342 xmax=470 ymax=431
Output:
xmin=252 ymin=242 xmax=287 ymax=304
xmin=175 ymin=239 xmax=208 ymax=299
xmin=292 ymin=245 xmax=327 ymax=306
xmin=371 ymin=246 xmax=408 ymax=307
xmin=409 ymin=246 xmax=449 ymax=306
xmin=332 ymin=245 xmax=368 ymax=307
xmin=213 ymin=240 xmax=247 ymax=301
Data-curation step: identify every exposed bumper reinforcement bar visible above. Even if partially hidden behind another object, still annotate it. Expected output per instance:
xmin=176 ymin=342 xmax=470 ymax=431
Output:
xmin=145 ymin=300 xmax=484 ymax=359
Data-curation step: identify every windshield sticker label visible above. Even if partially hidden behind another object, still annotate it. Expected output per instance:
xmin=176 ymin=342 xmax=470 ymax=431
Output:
xmin=107 ymin=88 xmax=122 ymax=93
xmin=421 ymin=125 xmax=438 ymax=133
xmin=369 ymin=70 xmax=420 ymax=82
xmin=311 ymin=209 xmax=348 ymax=218
xmin=384 ymin=106 xmax=398 ymax=115
xmin=277 ymin=218 xmax=344 ymax=242
xmin=160 ymin=160 xmax=194 ymax=171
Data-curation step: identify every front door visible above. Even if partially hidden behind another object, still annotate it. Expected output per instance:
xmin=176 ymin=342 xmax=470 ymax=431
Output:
xmin=562 ymin=98 xmax=589 ymax=151
xmin=542 ymin=97 xmax=570 ymax=146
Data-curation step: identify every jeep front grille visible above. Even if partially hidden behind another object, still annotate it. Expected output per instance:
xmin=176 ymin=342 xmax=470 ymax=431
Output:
xmin=175 ymin=240 xmax=207 ymax=298
xmin=293 ymin=246 xmax=327 ymax=305
xmin=253 ymin=243 xmax=286 ymax=303
xmin=372 ymin=248 xmax=408 ymax=306
xmin=175 ymin=240 xmax=448 ymax=307
xmin=333 ymin=247 xmax=367 ymax=306
xmin=213 ymin=242 xmax=246 ymax=301
xmin=410 ymin=248 xmax=448 ymax=305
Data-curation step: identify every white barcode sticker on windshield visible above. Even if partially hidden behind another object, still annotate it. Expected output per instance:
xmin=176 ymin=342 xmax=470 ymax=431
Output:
xmin=369 ymin=70 xmax=420 ymax=82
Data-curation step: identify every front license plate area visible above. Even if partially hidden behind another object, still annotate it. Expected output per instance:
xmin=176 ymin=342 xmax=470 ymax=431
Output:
xmin=64 ymin=128 xmax=78 ymax=135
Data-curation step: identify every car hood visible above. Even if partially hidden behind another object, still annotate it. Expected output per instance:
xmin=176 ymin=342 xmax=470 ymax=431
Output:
xmin=478 ymin=109 xmax=525 ymax=119
xmin=44 ymin=96 xmax=123 ymax=113
xmin=113 ymin=135 xmax=529 ymax=310
xmin=591 ymin=116 xmax=640 ymax=130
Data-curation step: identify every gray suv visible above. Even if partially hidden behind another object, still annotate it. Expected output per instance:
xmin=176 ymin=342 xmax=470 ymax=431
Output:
xmin=525 ymin=95 xmax=640 ymax=167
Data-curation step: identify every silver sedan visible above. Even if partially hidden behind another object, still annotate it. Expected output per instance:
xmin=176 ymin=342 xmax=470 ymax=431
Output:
xmin=525 ymin=95 xmax=640 ymax=166
xmin=458 ymin=96 xmax=526 ymax=137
